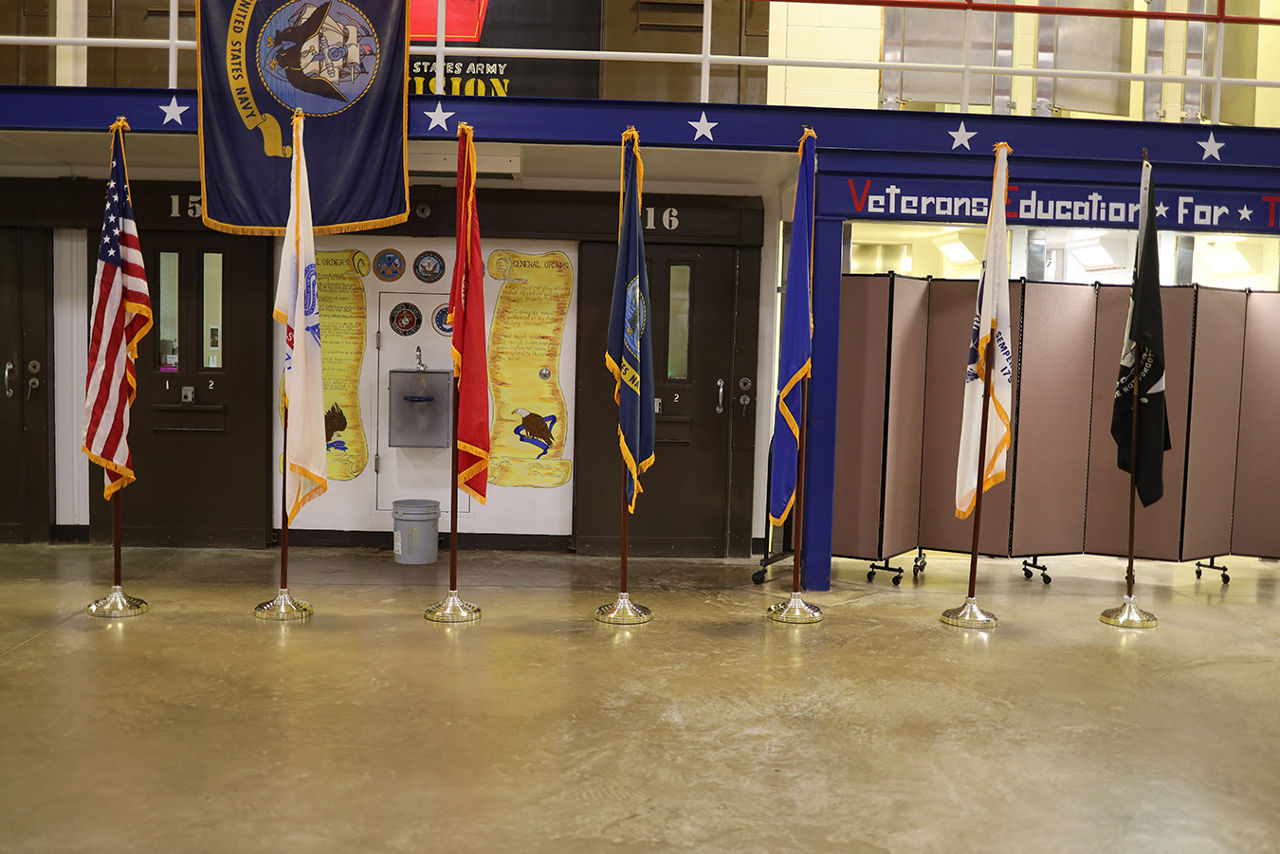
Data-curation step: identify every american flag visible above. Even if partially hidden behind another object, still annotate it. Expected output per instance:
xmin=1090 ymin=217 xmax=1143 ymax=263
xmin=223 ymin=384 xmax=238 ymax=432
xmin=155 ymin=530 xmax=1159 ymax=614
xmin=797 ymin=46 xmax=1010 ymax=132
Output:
xmin=82 ymin=119 xmax=153 ymax=500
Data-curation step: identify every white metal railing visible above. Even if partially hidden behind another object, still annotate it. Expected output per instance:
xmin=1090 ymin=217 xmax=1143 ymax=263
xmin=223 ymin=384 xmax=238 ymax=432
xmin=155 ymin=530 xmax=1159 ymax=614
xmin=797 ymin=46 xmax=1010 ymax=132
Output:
xmin=2 ymin=1 xmax=1279 ymax=123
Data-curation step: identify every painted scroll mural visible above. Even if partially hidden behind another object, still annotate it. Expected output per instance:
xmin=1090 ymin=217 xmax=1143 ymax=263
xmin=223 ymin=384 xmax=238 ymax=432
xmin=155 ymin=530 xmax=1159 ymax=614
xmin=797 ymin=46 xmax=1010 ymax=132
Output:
xmin=485 ymin=250 xmax=574 ymax=487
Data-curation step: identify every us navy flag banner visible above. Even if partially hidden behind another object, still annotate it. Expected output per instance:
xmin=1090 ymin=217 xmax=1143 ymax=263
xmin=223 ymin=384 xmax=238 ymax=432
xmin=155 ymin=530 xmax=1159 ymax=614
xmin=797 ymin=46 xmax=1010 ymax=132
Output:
xmin=605 ymin=128 xmax=655 ymax=514
xmin=768 ymin=128 xmax=816 ymax=527
xmin=1111 ymin=160 xmax=1171 ymax=507
xmin=198 ymin=0 xmax=408 ymax=234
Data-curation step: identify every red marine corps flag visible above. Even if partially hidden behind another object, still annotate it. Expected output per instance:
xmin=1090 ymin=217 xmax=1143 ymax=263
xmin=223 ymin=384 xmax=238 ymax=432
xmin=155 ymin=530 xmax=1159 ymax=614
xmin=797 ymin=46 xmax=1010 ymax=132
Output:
xmin=83 ymin=118 xmax=153 ymax=499
xmin=424 ymin=122 xmax=489 ymax=623
xmin=450 ymin=122 xmax=490 ymax=503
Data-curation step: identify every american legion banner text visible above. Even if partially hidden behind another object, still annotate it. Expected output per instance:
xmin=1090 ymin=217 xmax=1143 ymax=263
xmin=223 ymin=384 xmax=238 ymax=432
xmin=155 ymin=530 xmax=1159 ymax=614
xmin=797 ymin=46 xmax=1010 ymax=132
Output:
xmin=198 ymin=0 xmax=409 ymax=234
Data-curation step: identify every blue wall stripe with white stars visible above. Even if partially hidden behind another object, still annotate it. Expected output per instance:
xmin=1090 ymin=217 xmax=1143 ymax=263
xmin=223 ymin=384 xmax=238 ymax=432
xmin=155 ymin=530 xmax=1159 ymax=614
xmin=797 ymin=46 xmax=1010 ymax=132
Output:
xmin=4 ymin=85 xmax=1280 ymax=233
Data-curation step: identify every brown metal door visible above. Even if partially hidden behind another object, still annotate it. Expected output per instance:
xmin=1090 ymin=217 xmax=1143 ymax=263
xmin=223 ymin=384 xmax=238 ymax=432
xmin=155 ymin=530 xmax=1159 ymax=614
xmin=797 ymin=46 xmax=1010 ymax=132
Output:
xmin=575 ymin=241 xmax=741 ymax=556
xmin=89 ymin=230 xmax=273 ymax=546
xmin=0 ymin=228 xmax=51 ymax=542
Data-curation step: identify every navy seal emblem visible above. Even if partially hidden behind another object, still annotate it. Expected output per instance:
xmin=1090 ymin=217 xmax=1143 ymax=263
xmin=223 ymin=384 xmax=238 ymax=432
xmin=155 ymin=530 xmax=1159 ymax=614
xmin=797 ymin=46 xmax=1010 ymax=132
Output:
xmin=414 ymin=250 xmax=446 ymax=283
xmin=257 ymin=0 xmax=381 ymax=117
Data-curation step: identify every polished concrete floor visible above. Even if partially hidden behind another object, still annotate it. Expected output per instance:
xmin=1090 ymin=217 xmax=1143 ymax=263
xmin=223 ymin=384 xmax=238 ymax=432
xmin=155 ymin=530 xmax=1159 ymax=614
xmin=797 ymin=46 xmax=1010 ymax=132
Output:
xmin=1 ymin=543 xmax=1277 ymax=853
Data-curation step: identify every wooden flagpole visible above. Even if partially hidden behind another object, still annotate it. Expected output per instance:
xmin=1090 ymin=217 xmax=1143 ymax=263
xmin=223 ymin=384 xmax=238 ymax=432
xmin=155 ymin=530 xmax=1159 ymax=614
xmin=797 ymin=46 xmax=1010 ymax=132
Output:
xmin=423 ymin=350 xmax=481 ymax=621
xmin=1125 ymin=359 xmax=1140 ymax=600
xmin=965 ymin=337 xmax=995 ymax=600
xmin=451 ymin=383 xmax=460 ymax=593
xmin=1100 ymin=150 xmax=1158 ymax=628
xmin=253 ymin=408 xmax=310 ymax=618
xmin=112 ymin=493 xmax=122 ymax=588
xmin=941 ymin=334 xmax=999 ymax=628
xmin=790 ymin=376 xmax=810 ymax=594
xmin=280 ymin=412 xmax=288 ymax=591
xmin=620 ymin=469 xmax=629 ymax=595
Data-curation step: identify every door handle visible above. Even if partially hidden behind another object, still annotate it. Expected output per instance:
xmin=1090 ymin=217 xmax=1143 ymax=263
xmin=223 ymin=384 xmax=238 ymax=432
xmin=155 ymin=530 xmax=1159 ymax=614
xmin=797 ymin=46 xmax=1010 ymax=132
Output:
xmin=3 ymin=361 xmax=13 ymax=398
xmin=26 ymin=377 xmax=39 ymax=401
xmin=716 ymin=378 xmax=725 ymax=414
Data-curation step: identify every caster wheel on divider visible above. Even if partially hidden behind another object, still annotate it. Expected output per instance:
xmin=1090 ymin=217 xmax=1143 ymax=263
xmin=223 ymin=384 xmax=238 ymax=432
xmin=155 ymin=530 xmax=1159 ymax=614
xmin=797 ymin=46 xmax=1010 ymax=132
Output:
xmin=752 ymin=569 xmax=766 ymax=585
xmin=1023 ymin=568 xmax=1033 ymax=579
xmin=867 ymin=570 xmax=876 ymax=582
xmin=1222 ymin=574 xmax=1231 ymax=585
xmin=914 ymin=558 xmax=926 ymax=572
xmin=1042 ymin=574 xmax=1052 ymax=585
xmin=912 ymin=567 xmax=920 ymax=579
xmin=891 ymin=574 xmax=902 ymax=586
xmin=1195 ymin=568 xmax=1203 ymax=579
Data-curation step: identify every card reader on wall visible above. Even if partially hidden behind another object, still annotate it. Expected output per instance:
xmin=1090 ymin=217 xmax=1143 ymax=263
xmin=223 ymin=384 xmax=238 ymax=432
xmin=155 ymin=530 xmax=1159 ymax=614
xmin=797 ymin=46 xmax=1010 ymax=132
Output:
xmin=388 ymin=369 xmax=452 ymax=448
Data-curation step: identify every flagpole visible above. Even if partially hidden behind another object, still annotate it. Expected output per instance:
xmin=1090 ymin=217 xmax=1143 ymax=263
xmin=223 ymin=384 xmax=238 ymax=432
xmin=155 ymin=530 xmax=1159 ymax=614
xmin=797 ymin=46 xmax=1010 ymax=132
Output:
xmin=941 ymin=336 xmax=999 ymax=629
xmin=113 ymin=493 xmax=122 ymax=589
xmin=1101 ymin=353 xmax=1157 ymax=627
xmin=596 ymin=127 xmax=653 ymax=625
xmin=255 ymin=410 xmax=312 ymax=619
xmin=792 ymin=379 xmax=806 ymax=595
xmin=425 ymin=355 xmax=482 ymax=622
xmin=85 ymin=117 xmax=149 ymax=619
xmin=1126 ymin=374 xmax=1139 ymax=600
xmin=451 ymin=383 xmax=459 ymax=593
xmin=620 ymin=467 xmax=629 ymax=595
xmin=767 ymin=375 xmax=822 ymax=622
xmin=281 ymin=412 xmax=289 ymax=591
xmin=1101 ymin=153 xmax=1158 ymax=629
xmin=87 ymin=490 xmax=150 ymax=617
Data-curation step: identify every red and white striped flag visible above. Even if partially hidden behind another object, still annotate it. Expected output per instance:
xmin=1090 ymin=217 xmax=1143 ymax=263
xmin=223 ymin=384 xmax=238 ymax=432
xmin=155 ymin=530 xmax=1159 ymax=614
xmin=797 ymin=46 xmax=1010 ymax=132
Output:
xmin=83 ymin=118 xmax=153 ymax=500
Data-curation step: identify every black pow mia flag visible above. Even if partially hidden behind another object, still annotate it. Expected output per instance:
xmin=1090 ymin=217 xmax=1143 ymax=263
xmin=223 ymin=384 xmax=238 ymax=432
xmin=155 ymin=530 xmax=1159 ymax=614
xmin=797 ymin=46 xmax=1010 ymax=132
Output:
xmin=1111 ymin=160 xmax=1171 ymax=507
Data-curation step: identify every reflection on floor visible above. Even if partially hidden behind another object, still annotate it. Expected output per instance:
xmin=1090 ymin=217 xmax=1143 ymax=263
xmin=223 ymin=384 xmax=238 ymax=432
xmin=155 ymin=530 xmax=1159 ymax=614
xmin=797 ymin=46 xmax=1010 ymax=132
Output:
xmin=1 ymin=544 xmax=1277 ymax=852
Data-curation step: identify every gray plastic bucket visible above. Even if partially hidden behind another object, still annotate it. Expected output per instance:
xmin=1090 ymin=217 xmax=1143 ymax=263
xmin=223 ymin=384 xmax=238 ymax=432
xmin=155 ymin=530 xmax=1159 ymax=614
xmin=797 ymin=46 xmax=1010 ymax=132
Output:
xmin=392 ymin=499 xmax=440 ymax=565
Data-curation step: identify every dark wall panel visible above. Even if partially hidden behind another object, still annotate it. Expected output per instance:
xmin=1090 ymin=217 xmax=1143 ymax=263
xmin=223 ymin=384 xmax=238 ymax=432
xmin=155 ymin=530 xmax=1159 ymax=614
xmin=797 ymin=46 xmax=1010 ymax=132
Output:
xmin=919 ymin=279 xmax=1020 ymax=556
xmin=1231 ymin=291 xmax=1280 ymax=558
xmin=1181 ymin=288 xmax=1245 ymax=561
xmin=831 ymin=275 xmax=891 ymax=559
xmin=881 ymin=276 xmax=929 ymax=557
xmin=1010 ymin=281 xmax=1094 ymax=557
xmin=1085 ymin=285 xmax=1192 ymax=560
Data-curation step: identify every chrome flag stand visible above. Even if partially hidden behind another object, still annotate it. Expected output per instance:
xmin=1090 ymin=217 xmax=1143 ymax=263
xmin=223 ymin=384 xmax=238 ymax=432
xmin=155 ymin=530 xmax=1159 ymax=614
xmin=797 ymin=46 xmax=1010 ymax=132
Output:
xmin=256 ymin=413 xmax=312 ymax=621
xmin=1100 ymin=366 xmax=1157 ymax=629
xmin=767 ymin=377 xmax=821 ymax=624
xmin=84 ymin=118 xmax=151 ymax=619
xmin=425 ymin=123 xmax=485 ymax=624
xmin=596 ymin=469 xmax=652 ymax=624
xmin=941 ymin=338 xmax=998 ymax=631
xmin=425 ymin=384 xmax=481 ymax=623
xmin=87 ymin=496 xmax=148 ymax=618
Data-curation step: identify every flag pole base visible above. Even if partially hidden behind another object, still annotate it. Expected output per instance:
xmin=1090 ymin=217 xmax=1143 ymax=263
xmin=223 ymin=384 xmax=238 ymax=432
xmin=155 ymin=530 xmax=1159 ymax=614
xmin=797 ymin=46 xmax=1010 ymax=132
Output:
xmin=425 ymin=590 xmax=482 ymax=623
xmin=1100 ymin=595 xmax=1157 ymax=629
xmin=595 ymin=591 xmax=652 ymax=625
xmin=766 ymin=590 xmax=823 ymax=624
xmin=254 ymin=588 xmax=312 ymax=621
xmin=86 ymin=585 xmax=148 ymax=618
xmin=941 ymin=597 xmax=998 ymax=630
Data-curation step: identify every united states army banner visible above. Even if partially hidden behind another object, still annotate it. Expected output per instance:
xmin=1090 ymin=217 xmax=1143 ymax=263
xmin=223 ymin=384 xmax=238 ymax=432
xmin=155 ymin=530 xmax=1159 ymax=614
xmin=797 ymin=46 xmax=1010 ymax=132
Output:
xmin=198 ymin=0 xmax=409 ymax=234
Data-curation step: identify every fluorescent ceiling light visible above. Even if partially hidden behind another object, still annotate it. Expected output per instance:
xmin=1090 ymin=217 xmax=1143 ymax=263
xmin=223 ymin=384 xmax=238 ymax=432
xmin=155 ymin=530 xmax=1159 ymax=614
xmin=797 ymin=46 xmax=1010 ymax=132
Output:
xmin=937 ymin=239 xmax=975 ymax=263
xmin=1067 ymin=239 xmax=1115 ymax=270
xmin=1203 ymin=247 xmax=1251 ymax=275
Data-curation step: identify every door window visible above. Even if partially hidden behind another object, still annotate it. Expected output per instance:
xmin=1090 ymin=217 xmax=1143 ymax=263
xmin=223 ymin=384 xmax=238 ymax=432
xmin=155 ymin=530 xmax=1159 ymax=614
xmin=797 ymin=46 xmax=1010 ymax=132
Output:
xmin=202 ymin=252 xmax=224 ymax=368
xmin=157 ymin=250 xmax=180 ymax=370
xmin=667 ymin=262 xmax=691 ymax=380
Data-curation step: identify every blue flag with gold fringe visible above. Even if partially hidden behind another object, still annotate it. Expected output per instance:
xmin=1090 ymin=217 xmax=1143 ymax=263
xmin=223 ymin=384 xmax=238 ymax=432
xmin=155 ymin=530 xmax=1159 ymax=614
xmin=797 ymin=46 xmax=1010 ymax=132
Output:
xmin=769 ymin=129 xmax=817 ymax=526
xmin=605 ymin=129 xmax=655 ymax=514
xmin=198 ymin=0 xmax=408 ymax=234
